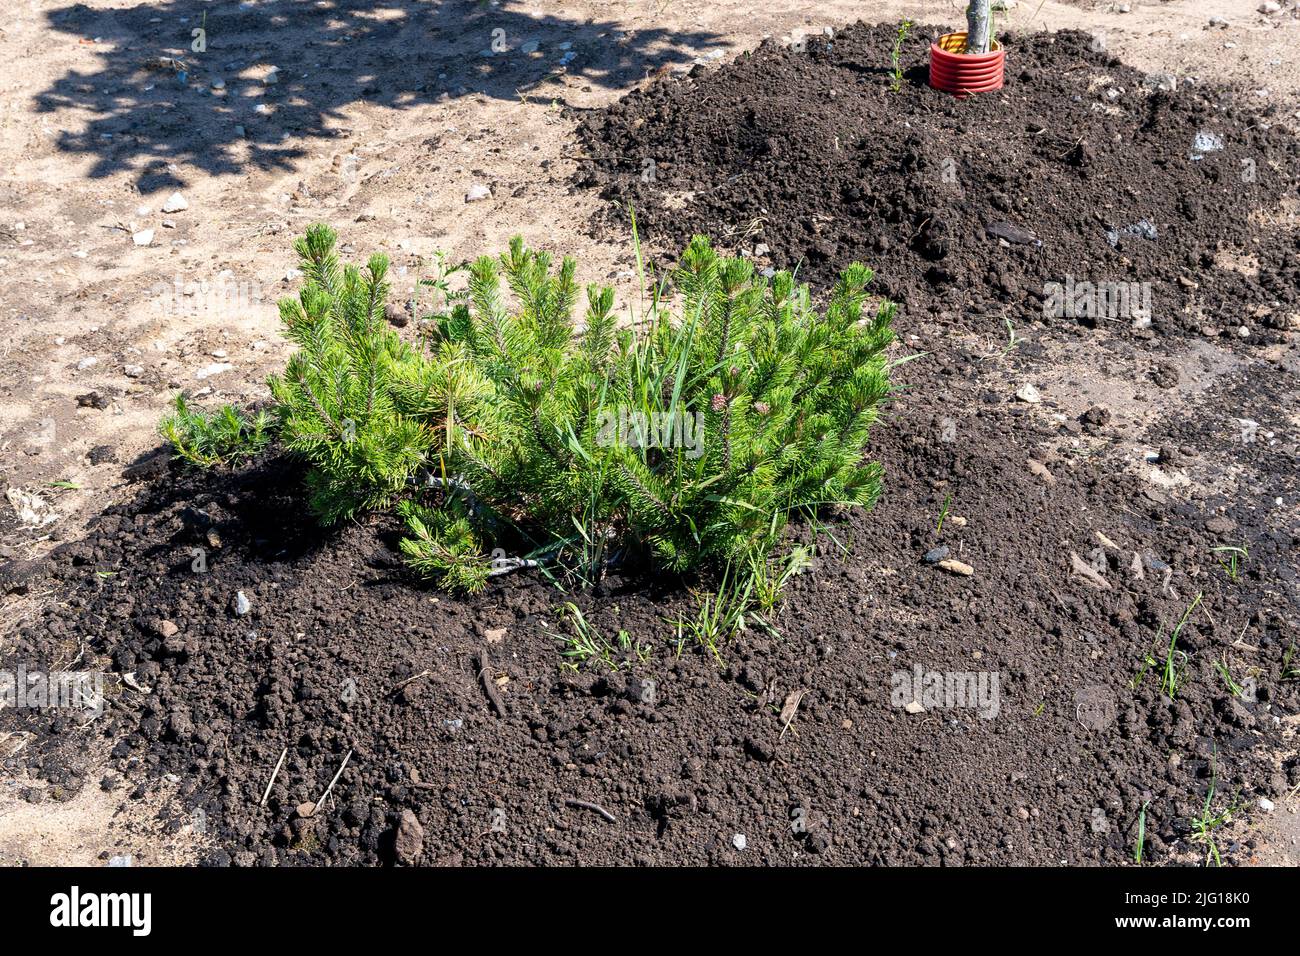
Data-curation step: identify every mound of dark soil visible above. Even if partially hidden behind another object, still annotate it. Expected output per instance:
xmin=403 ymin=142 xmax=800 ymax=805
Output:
xmin=575 ymin=24 xmax=1300 ymax=340
xmin=4 ymin=348 xmax=1296 ymax=865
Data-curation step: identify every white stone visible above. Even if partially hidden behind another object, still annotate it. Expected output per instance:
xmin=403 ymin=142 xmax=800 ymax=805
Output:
xmin=195 ymin=362 xmax=233 ymax=380
xmin=162 ymin=191 xmax=189 ymax=213
xmin=1015 ymin=384 xmax=1042 ymax=404
xmin=465 ymin=183 xmax=492 ymax=202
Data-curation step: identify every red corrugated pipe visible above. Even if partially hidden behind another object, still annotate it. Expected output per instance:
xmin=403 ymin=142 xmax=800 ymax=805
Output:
xmin=929 ymin=32 xmax=1005 ymax=97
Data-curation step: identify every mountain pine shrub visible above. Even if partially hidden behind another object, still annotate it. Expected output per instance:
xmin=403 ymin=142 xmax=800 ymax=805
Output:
xmin=164 ymin=225 xmax=895 ymax=592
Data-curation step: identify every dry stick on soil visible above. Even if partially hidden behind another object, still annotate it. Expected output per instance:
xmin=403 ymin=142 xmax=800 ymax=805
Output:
xmin=564 ymin=798 xmax=617 ymax=823
xmin=304 ymin=749 xmax=352 ymax=817
xmin=779 ymin=689 xmax=807 ymax=739
xmin=391 ymin=669 xmax=430 ymax=696
xmin=259 ymin=747 xmax=288 ymax=807
xmin=475 ymin=650 xmax=506 ymax=716
xmin=0 ymin=731 xmax=32 ymax=758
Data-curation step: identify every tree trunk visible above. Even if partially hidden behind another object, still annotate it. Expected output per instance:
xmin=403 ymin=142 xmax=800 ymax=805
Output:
xmin=966 ymin=0 xmax=992 ymax=54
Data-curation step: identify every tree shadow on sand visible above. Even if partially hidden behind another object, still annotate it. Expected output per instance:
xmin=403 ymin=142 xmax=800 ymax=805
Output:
xmin=36 ymin=0 xmax=723 ymax=192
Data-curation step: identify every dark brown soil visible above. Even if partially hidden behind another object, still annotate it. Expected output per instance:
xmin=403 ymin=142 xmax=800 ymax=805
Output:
xmin=575 ymin=24 xmax=1300 ymax=341
xmin=4 ymin=340 xmax=1298 ymax=866
xmin=4 ymin=23 xmax=1298 ymax=867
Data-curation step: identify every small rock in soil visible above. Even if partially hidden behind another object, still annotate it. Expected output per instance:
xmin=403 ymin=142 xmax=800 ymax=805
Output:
xmin=1015 ymin=384 xmax=1042 ymax=404
xmin=195 ymin=362 xmax=234 ymax=380
xmin=937 ymin=559 xmax=974 ymax=577
xmin=233 ymin=591 xmax=252 ymax=616
xmin=904 ymin=700 xmax=926 ymax=714
xmin=393 ymin=809 xmax=424 ymax=864
xmin=731 ymin=833 xmax=747 ymax=851
xmin=465 ymin=184 xmax=492 ymax=202
xmin=923 ymin=546 xmax=949 ymax=564
xmin=161 ymin=192 xmax=188 ymax=213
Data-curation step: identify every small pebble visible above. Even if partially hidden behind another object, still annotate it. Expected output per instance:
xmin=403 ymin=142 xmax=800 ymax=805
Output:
xmin=196 ymin=362 xmax=234 ymax=380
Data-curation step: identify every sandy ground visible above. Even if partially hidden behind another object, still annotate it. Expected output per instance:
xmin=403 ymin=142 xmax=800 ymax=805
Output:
xmin=1 ymin=0 xmax=1298 ymax=865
